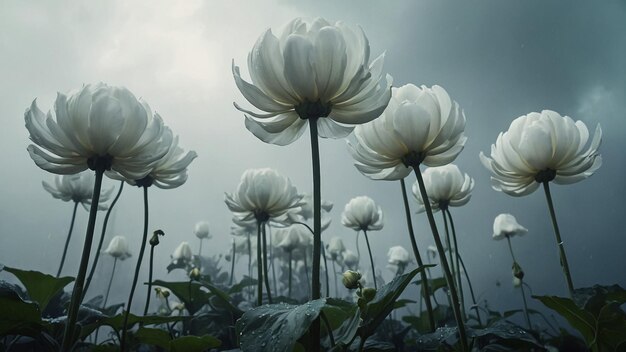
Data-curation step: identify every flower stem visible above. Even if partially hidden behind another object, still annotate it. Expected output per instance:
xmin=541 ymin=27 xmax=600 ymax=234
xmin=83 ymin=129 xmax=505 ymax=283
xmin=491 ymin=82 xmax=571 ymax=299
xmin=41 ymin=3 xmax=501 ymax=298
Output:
xmin=322 ymin=242 xmax=330 ymax=297
xmin=506 ymin=236 xmax=531 ymax=330
xmin=269 ymin=225 xmax=278 ymax=295
xmin=143 ymin=243 xmax=156 ymax=316
xmin=230 ymin=240 xmax=236 ymax=286
xmin=57 ymin=201 xmax=79 ymax=277
xmin=542 ymin=181 xmax=575 ymax=298
xmin=363 ymin=230 xmax=377 ymax=290
xmin=261 ymin=222 xmax=272 ymax=303
xmin=103 ymin=258 xmax=117 ymax=309
xmin=400 ymin=178 xmax=435 ymax=331
xmin=256 ymin=220 xmax=263 ymax=306
xmin=414 ymin=169 xmax=468 ymax=352
xmin=355 ymin=230 xmax=361 ymax=264
xmin=120 ymin=186 xmax=150 ymax=351
xmin=61 ymin=168 xmax=104 ymax=352
xmin=83 ymin=181 xmax=124 ymax=298
xmin=309 ymin=118 xmax=322 ymax=350
xmin=198 ymin=238 xmax=203 ymax=258
xmin=445 ymin=209 xmax=466 ymax=321
xmin=332 ymin=259 xmax=338 ymax=297
xmin=455 ymin=247 xmax=482 ymax=326
xmin=288 ymin=250 xmax=293 ymax=298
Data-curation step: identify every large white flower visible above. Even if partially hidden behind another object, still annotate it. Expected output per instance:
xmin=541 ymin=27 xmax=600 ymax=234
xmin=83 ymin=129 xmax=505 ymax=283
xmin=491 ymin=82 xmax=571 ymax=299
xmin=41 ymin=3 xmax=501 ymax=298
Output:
xmin=411 ymin=164 xmax=474 ymax=213
xmin=492 ymin=214 xmax=528 ymax=241
xmin=233 ymin=17 xmax=392 ymax=145
xmin=480 ymin=110 xmax=602 ymax=196
xmin=341 ymin=196 xmax=384 ymax=231
xmin=225 ymin=168 xmax=304 ymax=224
xmin=25 ymin=83 xmax=168 ymax=178
xmin=349 ymin=84 xmax=467 ymax=180
xmin=43 ymin=172 xmax=114 ymax=210
xmin=103 ymin=235 xmax=132 ymax=260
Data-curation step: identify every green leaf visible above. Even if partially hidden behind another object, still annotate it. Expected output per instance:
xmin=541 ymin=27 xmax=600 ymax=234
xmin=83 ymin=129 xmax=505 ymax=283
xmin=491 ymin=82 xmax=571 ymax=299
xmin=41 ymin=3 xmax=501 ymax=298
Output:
xmin=228 ymin=276 xmax=257 ymax=294
xmin=80 ymin=312 xmax=186 ymax=338
xmin=361 ymin=265 xmax=430 ymax=337
xmin=534 ymin=295 xmax=596 ymax=344
xmin=170 ymin=335 xmax=221 ymax=351
xmin=3 ymin=266 xmax=74 ymax=312
xmin=152 ymin=280 xmax=212 ymax=315
xmin=236 ymin=298 xmax=327 ymax=352
xmin=198 ymin=279 xmax=244 ymax=318
xmin=415 ymin=277 xmax=447 ymax=297
xmin=135 ymin=327 xmax=172 ymax=349
xmin=403 ymin=305 xmax=453 ymax=333
xmin=595 ymin=302 xmax=626 ymax=352
xmin=0 ymin=282 xmax=44 ymax=336
xmin=322 ymin=299 xmax=360 ymax=346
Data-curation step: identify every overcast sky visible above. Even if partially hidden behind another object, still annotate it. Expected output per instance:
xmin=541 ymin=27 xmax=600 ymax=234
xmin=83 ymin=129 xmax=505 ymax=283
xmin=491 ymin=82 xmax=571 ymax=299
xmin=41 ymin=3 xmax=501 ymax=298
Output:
xmin=1 ymin=0 xmax=625 ymax=319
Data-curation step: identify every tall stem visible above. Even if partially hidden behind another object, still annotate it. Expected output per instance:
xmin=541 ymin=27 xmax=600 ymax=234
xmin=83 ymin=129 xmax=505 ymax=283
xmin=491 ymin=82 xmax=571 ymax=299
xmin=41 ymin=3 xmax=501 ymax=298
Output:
xmin=542 ymin=182 xmax=575 ymax=298
xmin=309 ymin=118 xmax=322 ymax=351
xmin=57 ymin=201 xmax=79 ymax=277
xmin=269 ymin=225 xmax=278 ymax=295
xmin=229 ymin=240 xmax=236 ymax=286
xmin=256 ymin=220 xmax=263 ymax=306
xmin=399 ymin=179 xmax=435 ymax=331
xmin=303 ymin=252 xmax=311 ymax=296
xmin=198 ymin=238 xmax=203 ymax=258
xmin=120 ymin=186 xmax=150 ymax=351
xmin=363 ymin=230 xmax=377 ymax=290
xmin=61 ymin=168 xmax=104 ymax=351
xmin=103 ymin=258 xmax=117 ymax=309
xmin=288 ymin=251 xmax=293 ymax=298
xmin=506 ymin=236 xmax=531 ymax=329
xmin=445 ymin=209 xmax=466 ymax=321
xmin=143 ymin=243 xmax=156 ymax=316
xmin=84 ymin=181 xmax=124 ymax=298
xmin=247 ymin=231 xmax=253 ymax=301
xmin=332 ymin=259 xmax=338 ymax=297
xmin=414 ymin=169 xmax=468 ymax=351
xmin=355 ymin=230 xmax=361 ymax=263
xmin=261 ymin=222 xmax=272 ymax=303
xmin=322 ymin=243 xmax=330 ymax=297
xmin=455 ymin=250 xmax=482 ymax=326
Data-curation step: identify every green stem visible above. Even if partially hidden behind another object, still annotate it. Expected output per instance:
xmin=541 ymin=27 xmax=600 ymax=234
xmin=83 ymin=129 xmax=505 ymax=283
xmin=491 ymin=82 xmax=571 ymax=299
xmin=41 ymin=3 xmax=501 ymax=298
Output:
xmin=455 ymin=249 xmax=483 ymax=326
xmin=229 ymin=240 xmax=236 ymax=286
xmin=198 ymin=238 xmax=203 ymax=258
xmin=262 ymin=222 xmax=272 ymax=303
xmin=61 ymin=168 xmax=104 ymax=351
xmin=57 ymin=201 xmax=79 ymax=277
xmin=363 ymin=230 xmax=377 ymax=290
xmin=120 ymin=186 xmax=150 ymax=351
xmin=542 ymin=181 xmax=575 ymax=298
xmin=355 ymin=230 xmax=361 ymax=264
xmin=399 ymin=178 xmax=435 ymax=331
xmin=445 ymin=209 xmax=466 ymax=321
xmin=332 ymin=259 xmax=338 ymax=297
xmin=84 ymin=181 xmax=124 ymax=298
xmin=309 ymin=118 xmax=321 ymax=351
xmin=256 ymin=220 xmax=263 ymax=306
xmin=268 ymin=225 xmax=278 ymax=296
xmin=506 ymin=236 xmax=531 ymax=330
xmin=322 ymin=242 xmax=330 ymax=297
xmin=303 ymin=251 xmax=311 ymax=296
xmin=102 ymin=258 xmax=117 ymax=309
xmin=288 ymin=250 xmax=293 ymax=298
xmin=414 ymin=169 xmax=468 ymax=351
xmin=247 ymin=230 xmax=252 ymax=300
xmin=143 ymin=243 xmax=156 ymax=316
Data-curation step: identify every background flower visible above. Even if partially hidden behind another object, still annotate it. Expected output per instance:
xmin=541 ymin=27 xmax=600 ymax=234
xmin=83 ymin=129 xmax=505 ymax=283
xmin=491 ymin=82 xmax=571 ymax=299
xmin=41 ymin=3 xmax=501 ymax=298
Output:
xmin=194 ymin=221 xmax=211 ymax=240
xmin=492 ymin=214 xmax=528 ymax=241
xmin=233 ymin=17 xmax=392 ymax=145
xmin=341 ymin=196 xmax=384 ymax=231
xmin=480 ymin=110 xmax=602 ymax=196
xmin=103 ymin=235 xmax=132 ymax=260
xmin=349 ymin=84 xmax=467 ymax=180
xmin=411 ymin=164 xmax=474 ymax=213
xmin=43 ymin=172 xmax=114 ymax=210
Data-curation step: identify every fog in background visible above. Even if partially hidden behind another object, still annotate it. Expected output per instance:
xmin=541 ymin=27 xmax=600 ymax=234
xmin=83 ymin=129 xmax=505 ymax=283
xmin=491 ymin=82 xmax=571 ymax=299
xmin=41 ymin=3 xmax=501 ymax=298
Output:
xmin=1 ymin=0 xmax=625 ymax=322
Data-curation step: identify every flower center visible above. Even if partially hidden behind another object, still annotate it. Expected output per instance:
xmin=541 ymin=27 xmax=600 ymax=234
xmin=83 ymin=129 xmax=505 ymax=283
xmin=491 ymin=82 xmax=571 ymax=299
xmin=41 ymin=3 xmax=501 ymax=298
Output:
xmin=295 ymin=100 xmax=332 ymax=120
xmin=254 ymin=210 xmax=270 ymax=223
xmin=535 ymin=169 xmax=556 ymax=183
xmin=401 ymin=151 xmax=423 ymax=168
xmin=136 ymin=176 xmax=154 ymax=188
xmin=87 ymin=154 xmax=113 ymax=172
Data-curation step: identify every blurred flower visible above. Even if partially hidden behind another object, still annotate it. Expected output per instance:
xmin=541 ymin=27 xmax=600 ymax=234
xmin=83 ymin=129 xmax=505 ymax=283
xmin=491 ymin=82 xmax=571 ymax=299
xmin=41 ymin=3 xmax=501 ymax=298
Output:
xmin=43 ymin=172 xmax=113 ymax=210
xmin=349 ymin=84 xmax=467 ymax=180
xmin=233 ymin=237 xmax=250 ymax=256
xmin=25 ymin=83 xmax=167 ymax=178
xmin=155 ymin=287 xmax=170 ymax=300
xmin=426 ymin=245 xmax=438 ymax=260
xmin=103 ymin=235 xmax=132 ymax=260
xmin=341 ymin=250 xmax=359 ymax=270
xmin=194 ymin=221 xmax=211 ymax=240
xmin=480 ymin=110 xmax=602 ymax=196
xmin=341 ymin=196 xmax=384 ymax=231
xmin=342 ymin=270 xmax=362 ymax=289
xmin=512 ymin=277 xmax=522 ymax=288
xmin=189 ymin=267 xmax=201 ymax=280
xmin=287 ymin=193 xmax=333 ymax=231
xmin=233 ymin=17 xmax=392 ymax=145
xmin=411 ymin=164 xmax=474 ymax=213
xmin=172 ymin=241 xmax=193 ymax=261
xmin=225 ymin=168 xmax=304 ymax=224
xmin=387 ymin=246 xmax=410 ymax=266
xmin=492 ymin=214 xmax=528 ymax=241
xmin=276 ymin=226 xmax=303 ymax=252
xmin=327 ymin=237 xmax=346 ymax=260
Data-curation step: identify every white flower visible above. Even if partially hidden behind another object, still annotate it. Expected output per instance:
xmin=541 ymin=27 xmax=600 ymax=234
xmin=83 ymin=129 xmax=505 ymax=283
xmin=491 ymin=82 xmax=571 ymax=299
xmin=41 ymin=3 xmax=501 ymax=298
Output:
xmin=341 ymin=196 xmax=383 ymax=231
xmin=287 ymin=193 xmax=333 ymax=231
xmin=224 ymin=168 xmax=304 ymax=224
xmin=512 ymin=277 xmax=522 ymax=288
xmin=411 ymin=164 xmax=474 ymax=213
xmin=349 ymin=84 xmax=467 ymax=180
xmin=172 ymin=241 xmax=193 ymax=261
xmin=233 ymin=237 xmax=250 ymax=255
xmin=25 ymin=83 xmax=167 ymax=178
xmin=103 ymin=235 xmax=132 ymax=260
xmin=194 ymin=221 xmax=211 ymax=239
xmin=327 ymin=237 xmax=346 ymax=260
xmin=276 ymin=226 xmax=303 ymax=252
xmin=233 ymin=17 xmax=392 ymax=145
xmin=387 ymin=246 xmax=410 ymax=266
xmin=480 ymin=110 xmax=602 ymax=196
xmin=43 ymin=172 xmax=114 ymax=210
xmin=492 ymin=214 xmax=528 ymax=241
xmin=341 ymin=250 xmax=359 ymax=269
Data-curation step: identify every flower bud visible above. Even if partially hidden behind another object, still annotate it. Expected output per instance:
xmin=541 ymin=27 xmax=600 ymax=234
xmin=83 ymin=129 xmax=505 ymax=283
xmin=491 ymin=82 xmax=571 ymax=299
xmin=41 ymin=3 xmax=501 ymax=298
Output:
xmin=189 ymin=267 xmax=201 ymax=280
xmin=512 ymin=262 xmax=524 ymax=280
xmin=362 ymin=287 xmax=376 ymax=302
xmin=342 ymin=270 xmax=362 ymax=290
xmin=150 ymin=230 xmax=165 ymax=246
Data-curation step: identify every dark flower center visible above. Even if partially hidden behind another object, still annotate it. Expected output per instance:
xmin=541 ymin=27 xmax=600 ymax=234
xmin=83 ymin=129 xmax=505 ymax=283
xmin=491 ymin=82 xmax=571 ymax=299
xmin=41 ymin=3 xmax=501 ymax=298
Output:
xmin=401 ymin=151 xmax=423 ymax=168
xmin=535 ymin=169 xmax=556 ymax=183
xmin=295 ymin=100 xmax=332 ymax=120
xmin=87 ymin=154 xmax=113 ymax=172
xmin=136 ymin=176 xmax=154 ymax=188
xmin=254 ymin=210 xmax=270 ymax=223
